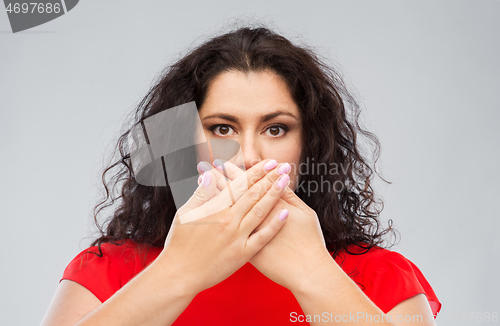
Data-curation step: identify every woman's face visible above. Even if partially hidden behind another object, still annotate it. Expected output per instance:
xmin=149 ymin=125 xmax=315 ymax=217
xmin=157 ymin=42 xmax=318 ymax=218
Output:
xmin=198 ymin=70 xmax=303 ymax=191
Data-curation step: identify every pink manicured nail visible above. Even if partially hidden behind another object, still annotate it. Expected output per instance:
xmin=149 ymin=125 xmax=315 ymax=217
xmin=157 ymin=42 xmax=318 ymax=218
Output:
xmin=197 ymin=175 xmax=202 ymax=184
xmin=276 ymin=174 xmax=290 ymax=188
xmin=197 ymin=161 xmax=211 ymax=173
xmin=278 ymin=163 xmax=291 ymax=175
xmin=264 ymin=159 xmax=278 ymax=171
xmin=213 ymin=159 xmax=225 ymax=171
xmin=202 ymin=172 xmax=211 ymax=187
xmin=278 ymin=209 xmax=289 ymax=220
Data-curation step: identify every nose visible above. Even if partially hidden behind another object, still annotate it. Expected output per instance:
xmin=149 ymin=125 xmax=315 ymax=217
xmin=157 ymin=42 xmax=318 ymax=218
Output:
xmin=239 ymin=135 xmax=262 ymax=171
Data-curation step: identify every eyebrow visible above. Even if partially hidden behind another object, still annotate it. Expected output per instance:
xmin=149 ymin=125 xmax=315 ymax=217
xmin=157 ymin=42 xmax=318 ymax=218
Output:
xmin=202 ymin=110 xmax=299 ymax=123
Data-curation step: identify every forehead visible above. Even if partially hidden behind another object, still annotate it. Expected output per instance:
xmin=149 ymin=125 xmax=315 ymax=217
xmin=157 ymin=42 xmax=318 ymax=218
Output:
xmin=199 ymin=70 xmax=300 ymax=119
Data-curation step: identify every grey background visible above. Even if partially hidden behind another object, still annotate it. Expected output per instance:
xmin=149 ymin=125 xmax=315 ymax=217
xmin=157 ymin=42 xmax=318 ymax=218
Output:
xmin=1 ymin=0 xmax=498 ymax=325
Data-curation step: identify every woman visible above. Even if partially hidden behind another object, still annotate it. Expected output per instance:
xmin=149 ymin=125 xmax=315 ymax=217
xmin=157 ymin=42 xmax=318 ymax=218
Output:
xmin=41 ymin=26 xmax=441 ymax=325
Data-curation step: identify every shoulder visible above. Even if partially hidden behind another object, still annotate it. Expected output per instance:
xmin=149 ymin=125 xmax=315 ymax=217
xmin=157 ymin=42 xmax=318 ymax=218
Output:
xmin=60 ymin=239 xmax=162 ymax=302
xmin=65 ymin=239 xmax=136 ymax=270
xmin=333 ymin=243 xmax=397 ymax=280
xmin=333 ymin=243 xmax=442 ymax=317
xmin=70 ymin=239 xmax=161 ymax=267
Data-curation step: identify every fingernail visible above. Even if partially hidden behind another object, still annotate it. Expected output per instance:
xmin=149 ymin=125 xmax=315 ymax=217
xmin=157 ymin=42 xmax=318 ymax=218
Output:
xmin=202 ymin=171 xmax=211 ymax=187
xmin=278 ymin=209 xmax=289 ymax=220
xmin=198 ymin=175 xmax=202 ymax=184
xmin=213 ymin=159 xmax=225 ymax=171
xmin=197 ymin=161 xmax=211 ymax=173
xmin=278 ymin=163 xmax=291 ymax=175
xmin=264 ymin=159 xmax=278 ymax=171
xmin=276 ymin=174 xmax=290 ymax=188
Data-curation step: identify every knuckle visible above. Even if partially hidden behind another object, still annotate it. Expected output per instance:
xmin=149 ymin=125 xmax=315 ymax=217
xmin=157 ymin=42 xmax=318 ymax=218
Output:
xmin=247 ymin=163 xmax=265 ymax=179
xmin=262 ymin=172 xmax=274 ymax=181
xmin=192 ymin=189 xmax=207 ymax=201
xmin=268 ymin=187 xmax=281 ymax=199
xmin=247 ymin=186 xmax=261 ymax=201
xmin=281 ymin=190 xmax=294 ymax=201
xmin=248 ymin=174 xmax=260 ymax=185
xmin=268 ymin=221 xmax=279 ymax=234
xmin=251 ymin=205 xmax=265 ymax=219
xmin=265 ymin=175 xmax=277 ymax=187
xmin=257 ymin=233 xmax=269 ymax=246
xmin=233 ymin=181 xmax=248 ymax=193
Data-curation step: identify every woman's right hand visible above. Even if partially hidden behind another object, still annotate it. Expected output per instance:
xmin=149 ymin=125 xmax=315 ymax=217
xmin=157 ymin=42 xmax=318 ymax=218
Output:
xmin=157 ymin=159 xmax=291 ymax=296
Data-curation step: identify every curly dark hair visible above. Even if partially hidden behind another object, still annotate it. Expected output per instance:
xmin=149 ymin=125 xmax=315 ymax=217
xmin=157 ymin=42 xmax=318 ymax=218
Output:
xmin=85 ymin=22 xmax=397 ymax=261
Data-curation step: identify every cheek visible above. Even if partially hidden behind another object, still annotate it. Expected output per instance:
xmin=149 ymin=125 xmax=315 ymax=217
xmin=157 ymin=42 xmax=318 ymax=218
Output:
xmin=263 ymin=141 xmax=301 ymax=163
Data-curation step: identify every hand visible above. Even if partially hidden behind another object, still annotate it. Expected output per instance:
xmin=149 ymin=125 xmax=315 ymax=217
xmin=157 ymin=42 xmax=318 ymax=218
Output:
xmin=250 ymin=188 xmax=332 ymax=293
xmin=158 ymin=159 xmax=291 ymax=296
xmin=208 ymin=161 xmax=331 ymax=292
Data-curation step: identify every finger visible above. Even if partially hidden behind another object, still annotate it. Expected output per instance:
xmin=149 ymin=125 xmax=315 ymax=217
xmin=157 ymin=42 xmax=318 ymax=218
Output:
xmin=209 ymin=159 xmax=280 ymax=209
xmin=177 ymin=170 xmax=217 ymax=223
xmin=245 ymin=208 xmax=289 ymax=256
xmin=280 ymin=187 xmax=311 ymax=211
xmin=196 ymin=161 xmax=212 ymax=174
xmin=197 ymin=174 xmax=222 ymax=197
xmin=187 ymin=160 xmax=289 ymax=224
xmin=209 ymin=159 xmax=280 ymax=194
xmin=239 ymin=173 xmax=290 ymax=234
xmin=233 ymin=163 xmax=289 ymax=219
xmin=212 ymin=159 xmax=245 ymax=183
xmin=249 ymin=198 xmax=289 ymax=235
xmin=206 ymin=159 xmax=245 ymax=193
xmin=197 ymin=161 xmax=227 ymax=191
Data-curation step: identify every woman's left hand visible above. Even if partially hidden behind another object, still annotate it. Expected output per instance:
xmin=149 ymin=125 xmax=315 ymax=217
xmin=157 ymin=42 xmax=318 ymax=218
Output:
xmin=248 ymin=187 xmax=333 ymax=292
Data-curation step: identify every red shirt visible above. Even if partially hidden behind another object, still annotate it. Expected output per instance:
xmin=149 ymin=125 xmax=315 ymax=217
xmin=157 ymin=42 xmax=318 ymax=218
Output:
xmin=60 ymin=239 xmax=441 ymax=324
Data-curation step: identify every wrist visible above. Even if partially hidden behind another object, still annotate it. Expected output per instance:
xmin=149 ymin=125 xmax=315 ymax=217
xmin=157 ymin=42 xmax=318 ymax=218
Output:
xmin=154 ymin=250 xmax=203 ymax=300
xmin=289 ymin=250 xmax=338 ymax=297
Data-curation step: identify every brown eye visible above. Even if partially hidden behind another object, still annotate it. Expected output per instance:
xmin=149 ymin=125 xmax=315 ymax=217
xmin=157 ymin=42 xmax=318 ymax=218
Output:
xmin=269 ymin=126 xmax=280 ymax=136
xmin=265 ymin=125 xmax=287 ymax=137
xmin=212 ymin=125 xmax=235 ymax=136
